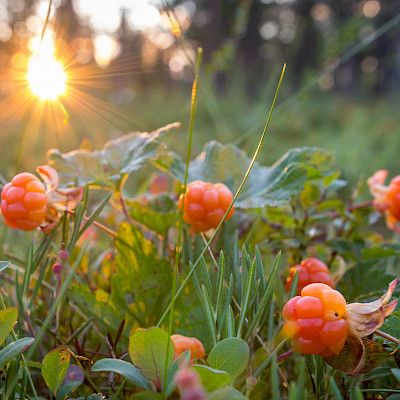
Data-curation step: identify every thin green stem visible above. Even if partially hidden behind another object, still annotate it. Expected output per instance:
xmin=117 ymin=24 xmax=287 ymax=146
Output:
xmin=161 ymin=47 xmax=203 ymax=399
xmin=157 ymin=63 xmax=286 ymax=328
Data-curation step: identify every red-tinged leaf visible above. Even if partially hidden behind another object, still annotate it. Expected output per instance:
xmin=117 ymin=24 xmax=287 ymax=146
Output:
xmin=347 ymin=279 xmax=399 ymax=338
xmin=324 ymin=336 xmax=389 ymax=375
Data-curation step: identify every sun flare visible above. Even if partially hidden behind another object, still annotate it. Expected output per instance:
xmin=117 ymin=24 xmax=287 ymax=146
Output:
xmin=28 ymin=55 xmax=67 ymax=100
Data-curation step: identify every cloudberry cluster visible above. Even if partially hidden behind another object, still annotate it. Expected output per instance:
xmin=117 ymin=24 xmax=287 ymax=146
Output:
xmin=171 ymin=334 xmax=205 ymax=361
xmin=178 ymin=180 xmax=235 ymax=232
xmin=285 ymin=257 xmax=334 ymax=295
xmin=282 ymin=283 xmax=348 ymax=356
xmin=1 ymin=173 xmax=47 ymax=231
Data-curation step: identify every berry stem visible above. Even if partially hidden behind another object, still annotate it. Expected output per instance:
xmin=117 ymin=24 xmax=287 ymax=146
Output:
xmin=375 ymin=329 xmax=400 ymax=345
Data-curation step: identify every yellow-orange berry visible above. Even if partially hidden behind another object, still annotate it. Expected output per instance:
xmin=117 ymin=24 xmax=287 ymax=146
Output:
xmin=171 ymin=334 xmax=205 ymax=360
xmin=1 ymin=173 xmax=47 ymax=231
xmin=178 ymin=181 xmax=235 ymax=232
xmin=285 ymin=257 xmax=334 ymax=295
xmin=282 ymin=283 xmax=348 ymax=356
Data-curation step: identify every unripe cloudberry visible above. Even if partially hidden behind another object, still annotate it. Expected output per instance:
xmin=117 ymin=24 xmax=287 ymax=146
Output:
xmin=1 ymin=173 xmax=47 ymax=231
xmin=285 ymin=257 xmax=334 ymax=295
xmin=171 ymin=334 xmax=205 ymax=361
xmin=178 ymin=181 xmax=235 ymax=233
xmin=282 ymin=283 xmax=348 ymax=356
xmin=175 ymin=367 xmax=206 ymax=400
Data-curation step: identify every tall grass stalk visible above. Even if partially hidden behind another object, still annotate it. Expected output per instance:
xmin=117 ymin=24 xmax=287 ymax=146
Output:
xmin=157 ymin=63 xmax=286 ymax=327
xmin=161 ymin=47 xmax=203 ymax=399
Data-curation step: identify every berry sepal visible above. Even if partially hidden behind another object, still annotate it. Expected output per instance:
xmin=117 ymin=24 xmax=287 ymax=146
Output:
xmin=324 ymin=279 xmax=398 ymax=375
xmin=346 ymin=278 xmax=398 ymax=338
xmin=36 ymin=165 xmax=83 ymax=232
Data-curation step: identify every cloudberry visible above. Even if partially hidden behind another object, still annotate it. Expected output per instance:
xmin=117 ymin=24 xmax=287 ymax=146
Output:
xmin=178 ymin=180 xmax=235 ymax=232
xmin=282 ymin=283 xmax=348 ymax=356
xmin=285 ymin=257 xmax=334 ymax=295
xmin=171 ymin=334 xmax=205 ymax=361
xmin=368 ymin=170 xmax=400 ymax=232
xmin=1 ymin=173 xmax=47 ymax=231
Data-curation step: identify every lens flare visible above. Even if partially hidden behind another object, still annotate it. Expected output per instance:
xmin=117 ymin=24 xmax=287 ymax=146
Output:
xmin=28 ymin=55 xmax=66 ymax=100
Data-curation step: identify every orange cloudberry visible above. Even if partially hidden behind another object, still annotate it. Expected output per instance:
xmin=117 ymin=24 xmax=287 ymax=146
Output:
xmin=285 ymin=257 xmax=334 ymax=295
xmin=282 ymin=283 xmax=348 ymax=356
xmin=178 ymin=180 xmax=235 ymax=233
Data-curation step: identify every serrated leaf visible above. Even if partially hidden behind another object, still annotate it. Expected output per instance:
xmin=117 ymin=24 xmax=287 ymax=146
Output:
xmin=0 ymin=337 xmax=34 ymax=369
xmin=207 ymin=386 xmax=246 ymax=400
xmin=129 ymin=327 xmax=173 ymax=389
xmin=0 ymin=308 xmax=17 ymax=345
xmin=207 ymin=337 xmax=250 ymax=376
xmin=157 ymin=142 xmax=333 ymax=209
xmin=41 ymin=346 xmax=71 ymax=395
xmin=48 ymin=122 xmax=180 ymax=186
xmin=193 ymin=364 xmax=232 ymax=391
xmin=91 ymin=358 xmax=151 ymax=390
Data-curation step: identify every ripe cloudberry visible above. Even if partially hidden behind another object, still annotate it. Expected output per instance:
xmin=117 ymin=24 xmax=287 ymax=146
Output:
xmin=178 ymin=180 xmax=235 ymax=232
xmin=285 ymin=257 xmax=334 ymax=295
xmin=282 ymin=283 xmax=348 ymax=356
xmin=368 ymin=170 xmax=400 ymax=232
xmin=171 ymin=334 xmax=205 ymax=361
xmin=1 ymin=173 xmax=47 ymax=231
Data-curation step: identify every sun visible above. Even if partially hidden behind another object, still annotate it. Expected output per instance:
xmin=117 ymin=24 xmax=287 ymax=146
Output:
xmin=28 ymin=55 xmax=67 ymax=100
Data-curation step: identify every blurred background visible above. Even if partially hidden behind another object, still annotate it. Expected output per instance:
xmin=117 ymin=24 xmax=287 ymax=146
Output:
xmin=0 ymin=0 xmax=399 ymax=184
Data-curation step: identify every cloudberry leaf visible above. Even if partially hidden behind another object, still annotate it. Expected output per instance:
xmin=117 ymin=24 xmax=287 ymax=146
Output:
xmin=48 ymin=122 xmax=180 ymax=186
xmin=156 ymin=141 xmax=334 ymax=209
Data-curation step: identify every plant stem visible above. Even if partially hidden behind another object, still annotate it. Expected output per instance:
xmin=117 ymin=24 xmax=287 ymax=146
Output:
xmin=375 ymin=329 xmax=400 ymax=345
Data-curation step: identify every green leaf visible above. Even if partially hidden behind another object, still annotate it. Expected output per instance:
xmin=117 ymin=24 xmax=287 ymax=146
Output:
xmin=113 ymin=223 xmax=172 ymax=325
xmin=129 ymin=327 xmax=173 ymax=389
xmin=207 ymin=337 xmax=250 ymax=377
xmin=193 ymin=365 xmax=232 ymax=392
xmin=158 ymin=142 xmax=332 ymax=209
xmin=0 ymin=307 xmax=17 ymax=345
xmin=41 ymin=346 xmax=71 ymax=395
xmin=207 ymin=386 xmax=246 ymax=400
xmin=91 ymin=358 xmax=151 ymax=390
xmin=48 ymin=122 xmax=180 ymax=186
xmin=0 ymin=337 xmax=34 ymax=369
xmin=128 ymin=194 xmax=178 ymax=234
